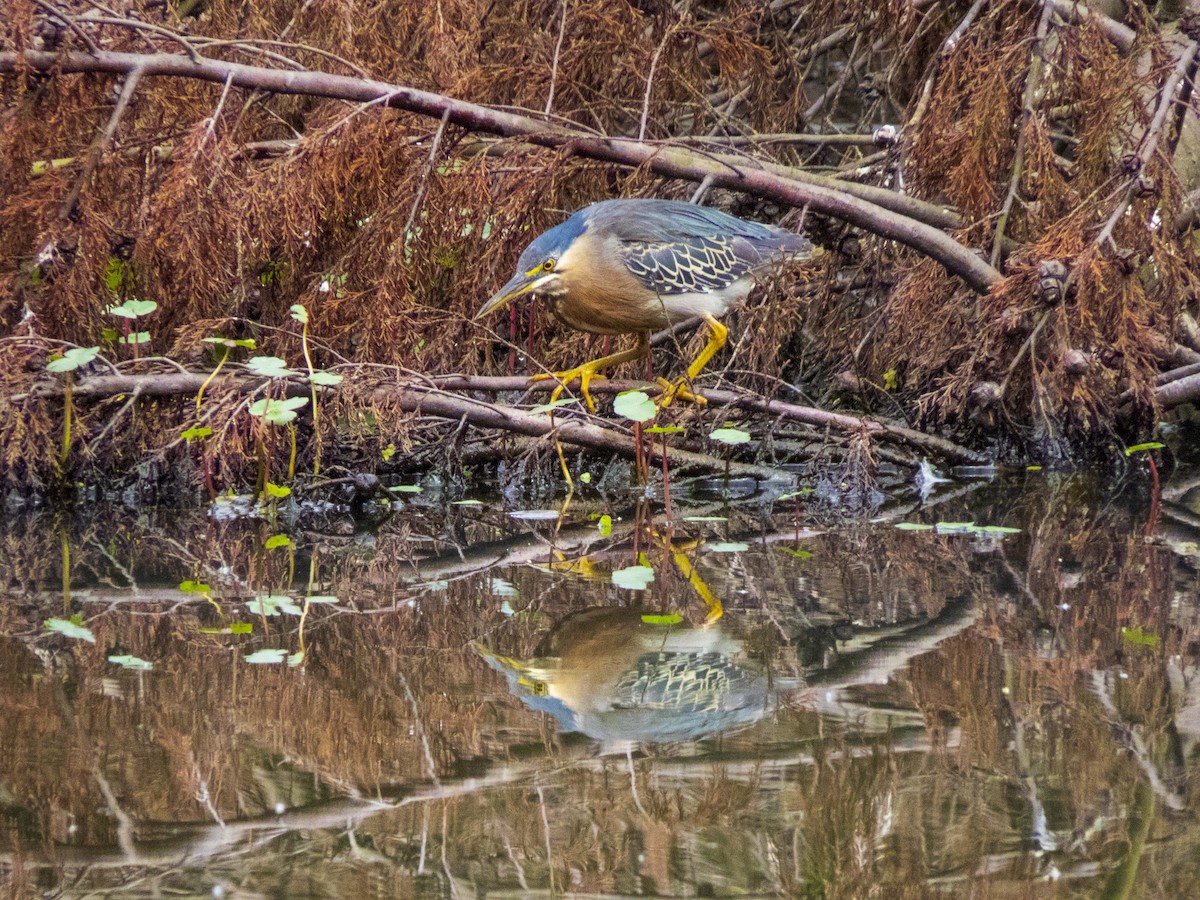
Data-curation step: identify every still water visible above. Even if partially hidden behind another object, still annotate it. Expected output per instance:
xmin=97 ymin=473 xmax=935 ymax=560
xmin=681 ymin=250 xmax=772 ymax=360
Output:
xmin=0 ymin=471 xmax=1198 ymax=898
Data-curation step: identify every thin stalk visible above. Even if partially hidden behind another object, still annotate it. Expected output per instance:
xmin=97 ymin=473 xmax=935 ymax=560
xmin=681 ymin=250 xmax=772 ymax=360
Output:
xmin=287 ymin=423 xmax=297 ymax=480
xmin=299 ymin=319 xmax=320 ymax=476
xmin=59 ymin=375 xmax=73 ymax=469
xmin=60 ymin=525 xmax=71 ymax=615
xmin=254 ymin=426 xmax=267 ymax=499
xmin=660 ymin=432 xmax=672 ymax=525
xmin=195 ymin=349 xmax=228 ymax=413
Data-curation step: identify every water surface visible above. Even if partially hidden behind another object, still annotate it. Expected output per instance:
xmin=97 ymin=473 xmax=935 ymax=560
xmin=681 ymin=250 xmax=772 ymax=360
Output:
xmin=1 ymin=472 xmax=1198 ymax=898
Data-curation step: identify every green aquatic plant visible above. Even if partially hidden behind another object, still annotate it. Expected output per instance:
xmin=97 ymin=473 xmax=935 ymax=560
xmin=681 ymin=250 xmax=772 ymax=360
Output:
xmin=46 ymin=347 xmax=101 ymax=471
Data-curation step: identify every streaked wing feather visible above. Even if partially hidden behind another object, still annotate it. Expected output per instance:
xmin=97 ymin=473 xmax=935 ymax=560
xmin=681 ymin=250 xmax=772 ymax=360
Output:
xmin=621 ymin=238 xmax=751 ymax=295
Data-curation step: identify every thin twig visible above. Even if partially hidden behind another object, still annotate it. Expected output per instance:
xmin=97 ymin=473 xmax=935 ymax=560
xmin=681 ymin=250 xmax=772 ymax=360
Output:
xmin=544 ymin=0 xmax=568 ymax=115
xmin=639 ymin=24 xmax=680 ymax=142
xmin=991 ymin=0 xmax=1055 ymax=267
xmin=199 ymin=71 xmax=234 ymax=152
xmin=59 ymin=64 xmax=143 ymax=220
xmin=402 ymin=109 xmax=452 ymax=254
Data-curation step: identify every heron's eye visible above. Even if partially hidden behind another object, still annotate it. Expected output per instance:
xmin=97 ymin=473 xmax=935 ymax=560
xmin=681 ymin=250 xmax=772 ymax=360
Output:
xmin=542 ymin=258 xmax=556 ymax=272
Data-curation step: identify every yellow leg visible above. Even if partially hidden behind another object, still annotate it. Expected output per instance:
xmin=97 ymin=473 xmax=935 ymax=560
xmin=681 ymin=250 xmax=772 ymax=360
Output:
xmin=659 ymin=313 xmax=728 ymax=407
xmin=671 ymin=549 xmax=723 ymax=624
xmin=533 ymin=335 xmax=649 ymax=412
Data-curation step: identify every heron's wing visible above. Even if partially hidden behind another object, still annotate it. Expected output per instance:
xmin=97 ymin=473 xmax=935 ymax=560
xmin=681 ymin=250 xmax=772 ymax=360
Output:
xmin=620 ymin=237 xmax=752 ymax=295
xmin=587 ymin=200 xmax=812 ymax=296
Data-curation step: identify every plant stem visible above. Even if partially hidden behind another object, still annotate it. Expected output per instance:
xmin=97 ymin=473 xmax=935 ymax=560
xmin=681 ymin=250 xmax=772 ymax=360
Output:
xmin=287 ymin=423 xmax=297 ymax=479
xmin=195 ymin=351 xmax=227 ymax=413
xmin=300 ymin=320 xmax=320 ymax=476
xmin=59 ymin=374 xmax=73 ymax=469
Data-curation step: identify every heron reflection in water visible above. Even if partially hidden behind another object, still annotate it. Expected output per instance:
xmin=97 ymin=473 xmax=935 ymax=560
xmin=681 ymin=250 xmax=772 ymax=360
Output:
xmin=476 ymin=607 xmax=790 ymax=745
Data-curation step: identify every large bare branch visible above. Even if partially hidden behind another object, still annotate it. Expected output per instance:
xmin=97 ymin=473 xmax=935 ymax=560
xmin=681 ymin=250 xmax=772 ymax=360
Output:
xmin=1 ymin=49 xmax=1001 ymax=292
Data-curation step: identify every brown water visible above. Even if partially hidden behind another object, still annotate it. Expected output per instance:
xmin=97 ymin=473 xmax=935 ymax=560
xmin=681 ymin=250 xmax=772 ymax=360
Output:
xmin=0 ymin=471 xmax=1198 ymax=898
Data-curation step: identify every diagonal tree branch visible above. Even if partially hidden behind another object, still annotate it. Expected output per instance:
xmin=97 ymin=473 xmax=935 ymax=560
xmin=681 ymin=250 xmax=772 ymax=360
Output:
xmin=1 ymin=48 xmax=1002 ymax=292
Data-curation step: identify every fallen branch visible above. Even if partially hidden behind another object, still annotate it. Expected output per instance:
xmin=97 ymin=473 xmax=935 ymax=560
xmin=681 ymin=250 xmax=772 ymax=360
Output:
xmin=426 ymin=375 xmax=991 ymax=466
xmin=32 ymin=372 xmax=781 ymax=479
xmin=1 ymin=49 xmax=1000 ymax=292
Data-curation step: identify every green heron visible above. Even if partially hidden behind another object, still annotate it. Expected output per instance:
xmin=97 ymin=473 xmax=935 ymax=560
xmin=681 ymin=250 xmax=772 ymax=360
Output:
xmin=476 ymin=198 xmax=814 ymax=410
xmin=476 ymin=607 xmax=786 ymax=744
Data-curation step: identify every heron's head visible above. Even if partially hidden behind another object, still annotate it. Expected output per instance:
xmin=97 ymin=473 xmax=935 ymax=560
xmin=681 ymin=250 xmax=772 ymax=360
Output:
xmin=475 ymin=216 xmax=584 ymax=319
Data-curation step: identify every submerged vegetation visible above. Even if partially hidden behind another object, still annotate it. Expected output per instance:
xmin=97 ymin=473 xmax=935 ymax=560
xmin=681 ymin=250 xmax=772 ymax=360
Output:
xmin=2 ymin=0 xmax=1200 ymax=495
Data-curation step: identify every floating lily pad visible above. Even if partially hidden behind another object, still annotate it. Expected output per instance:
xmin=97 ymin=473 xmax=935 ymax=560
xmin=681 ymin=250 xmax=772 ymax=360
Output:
xmin=245 ymin=648 xmax=288 ymax=664
xmin=108 ymin=654 xmax=153 ymax=671
xmin=640 ymin=613 xmax=683 ymax=626
xmin=709 ymin=542 xmax=749 ymax=552
xmin=508 ymin=509 xmax=560 ymax=521
xmin=612 ymin=565 xmax=654 ymax=590
xmin=44 ymin=617 xmax=95 ymax=643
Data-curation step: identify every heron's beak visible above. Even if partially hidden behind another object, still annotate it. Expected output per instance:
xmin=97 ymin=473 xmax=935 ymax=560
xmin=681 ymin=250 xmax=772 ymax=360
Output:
xmin=475 ymin=273 xmax=538 ymax=319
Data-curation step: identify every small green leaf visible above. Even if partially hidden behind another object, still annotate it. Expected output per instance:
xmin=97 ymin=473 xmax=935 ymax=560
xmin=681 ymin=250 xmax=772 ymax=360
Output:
xmin=244 ymin=648 xmax=288 ymax=664
xmin=640 ymin=613 xmax=683 ymax=626
xmin=264 ymin=534 xmax=292 ymax=550
xmin=597 ymin=514 xmax=612 ymax=536
xmin=179 ymin=580 xmax=212 ymax=593
xmin=1026 ymin=465 xmax=1042 ymax=471
xmin=118 ymin=331 xmax=151 ymax=345
xmin=230 ymin=622 xmax=253 ymax=635
xmin=204 ymin=336 xmax=257 ymax=350
xmin=103 ymin=258 xmax=126 ymax=292
xmin=710 ymin=427 xmax=751 ymax=445
xmin=934 ymin=521 xmax=975 ymax=534
xmin=288 ymin=651 xmax=306 ymax=667
xmin=388 ymin=484 xmax=423 ymax=493
xmin=249 ymin=396 xmax=308 ymax=425
xmin=245 ymin=356 xmax=295 ymax=378
xmin=309 ymin=371 xmax=343 ymax=386
xmin=108 ymin=654 xmax=153 ymax=670
xmin=613 ymin=390 xmax=657 ymax=423
xmin=182 ymin=426 xmax=212 ymax=442
xmin=779 ymin=489 xmax=814 ymax=500
xmin=47 ymin=346 xmax=101 ymax=373
xmin=1125 ymin=442 xmax=1165 ymax=456
xmin=779 ymin=547 xmax=813 ymax=559
xmin=612 ymin=565 xmax=654 ymax=590
xmin=45 ymin=617 xmax=95 ymax=643
xmin=1121 ymin=626 xmax=1160 ymax=648
xmin=107 ymin=299 xmax=157 ymax=318
xmin=264 ymin=482 xmax=291 ymax=499
xmin=381 ymin=443 xmax=396 ymax=461
xmin=530 ymin=397 xmax=579 ymax=415
xmin=882 ymin=368 xmax=898 ymax=391
xmin=579 ymin=472 xmax=592 ymax=484
xmin=975 ymin=525 xmax=1021 ymax=535
xmin=290 ymin=304 xmax=309 ymax=324
xmin=451 ymin=499 xmax=482 ymax=505
xmin=645 ymin=424 xmax=685 ymax=434
xmin=895 ymin=522 xmax=934 ymax=531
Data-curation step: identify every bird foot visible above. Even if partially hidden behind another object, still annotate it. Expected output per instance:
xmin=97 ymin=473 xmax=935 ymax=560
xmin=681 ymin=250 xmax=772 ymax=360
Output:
xmin=532 ymin=364 xmax=606 ymax=413
xmin=655 ymin=376 xmax=707 ymax=408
